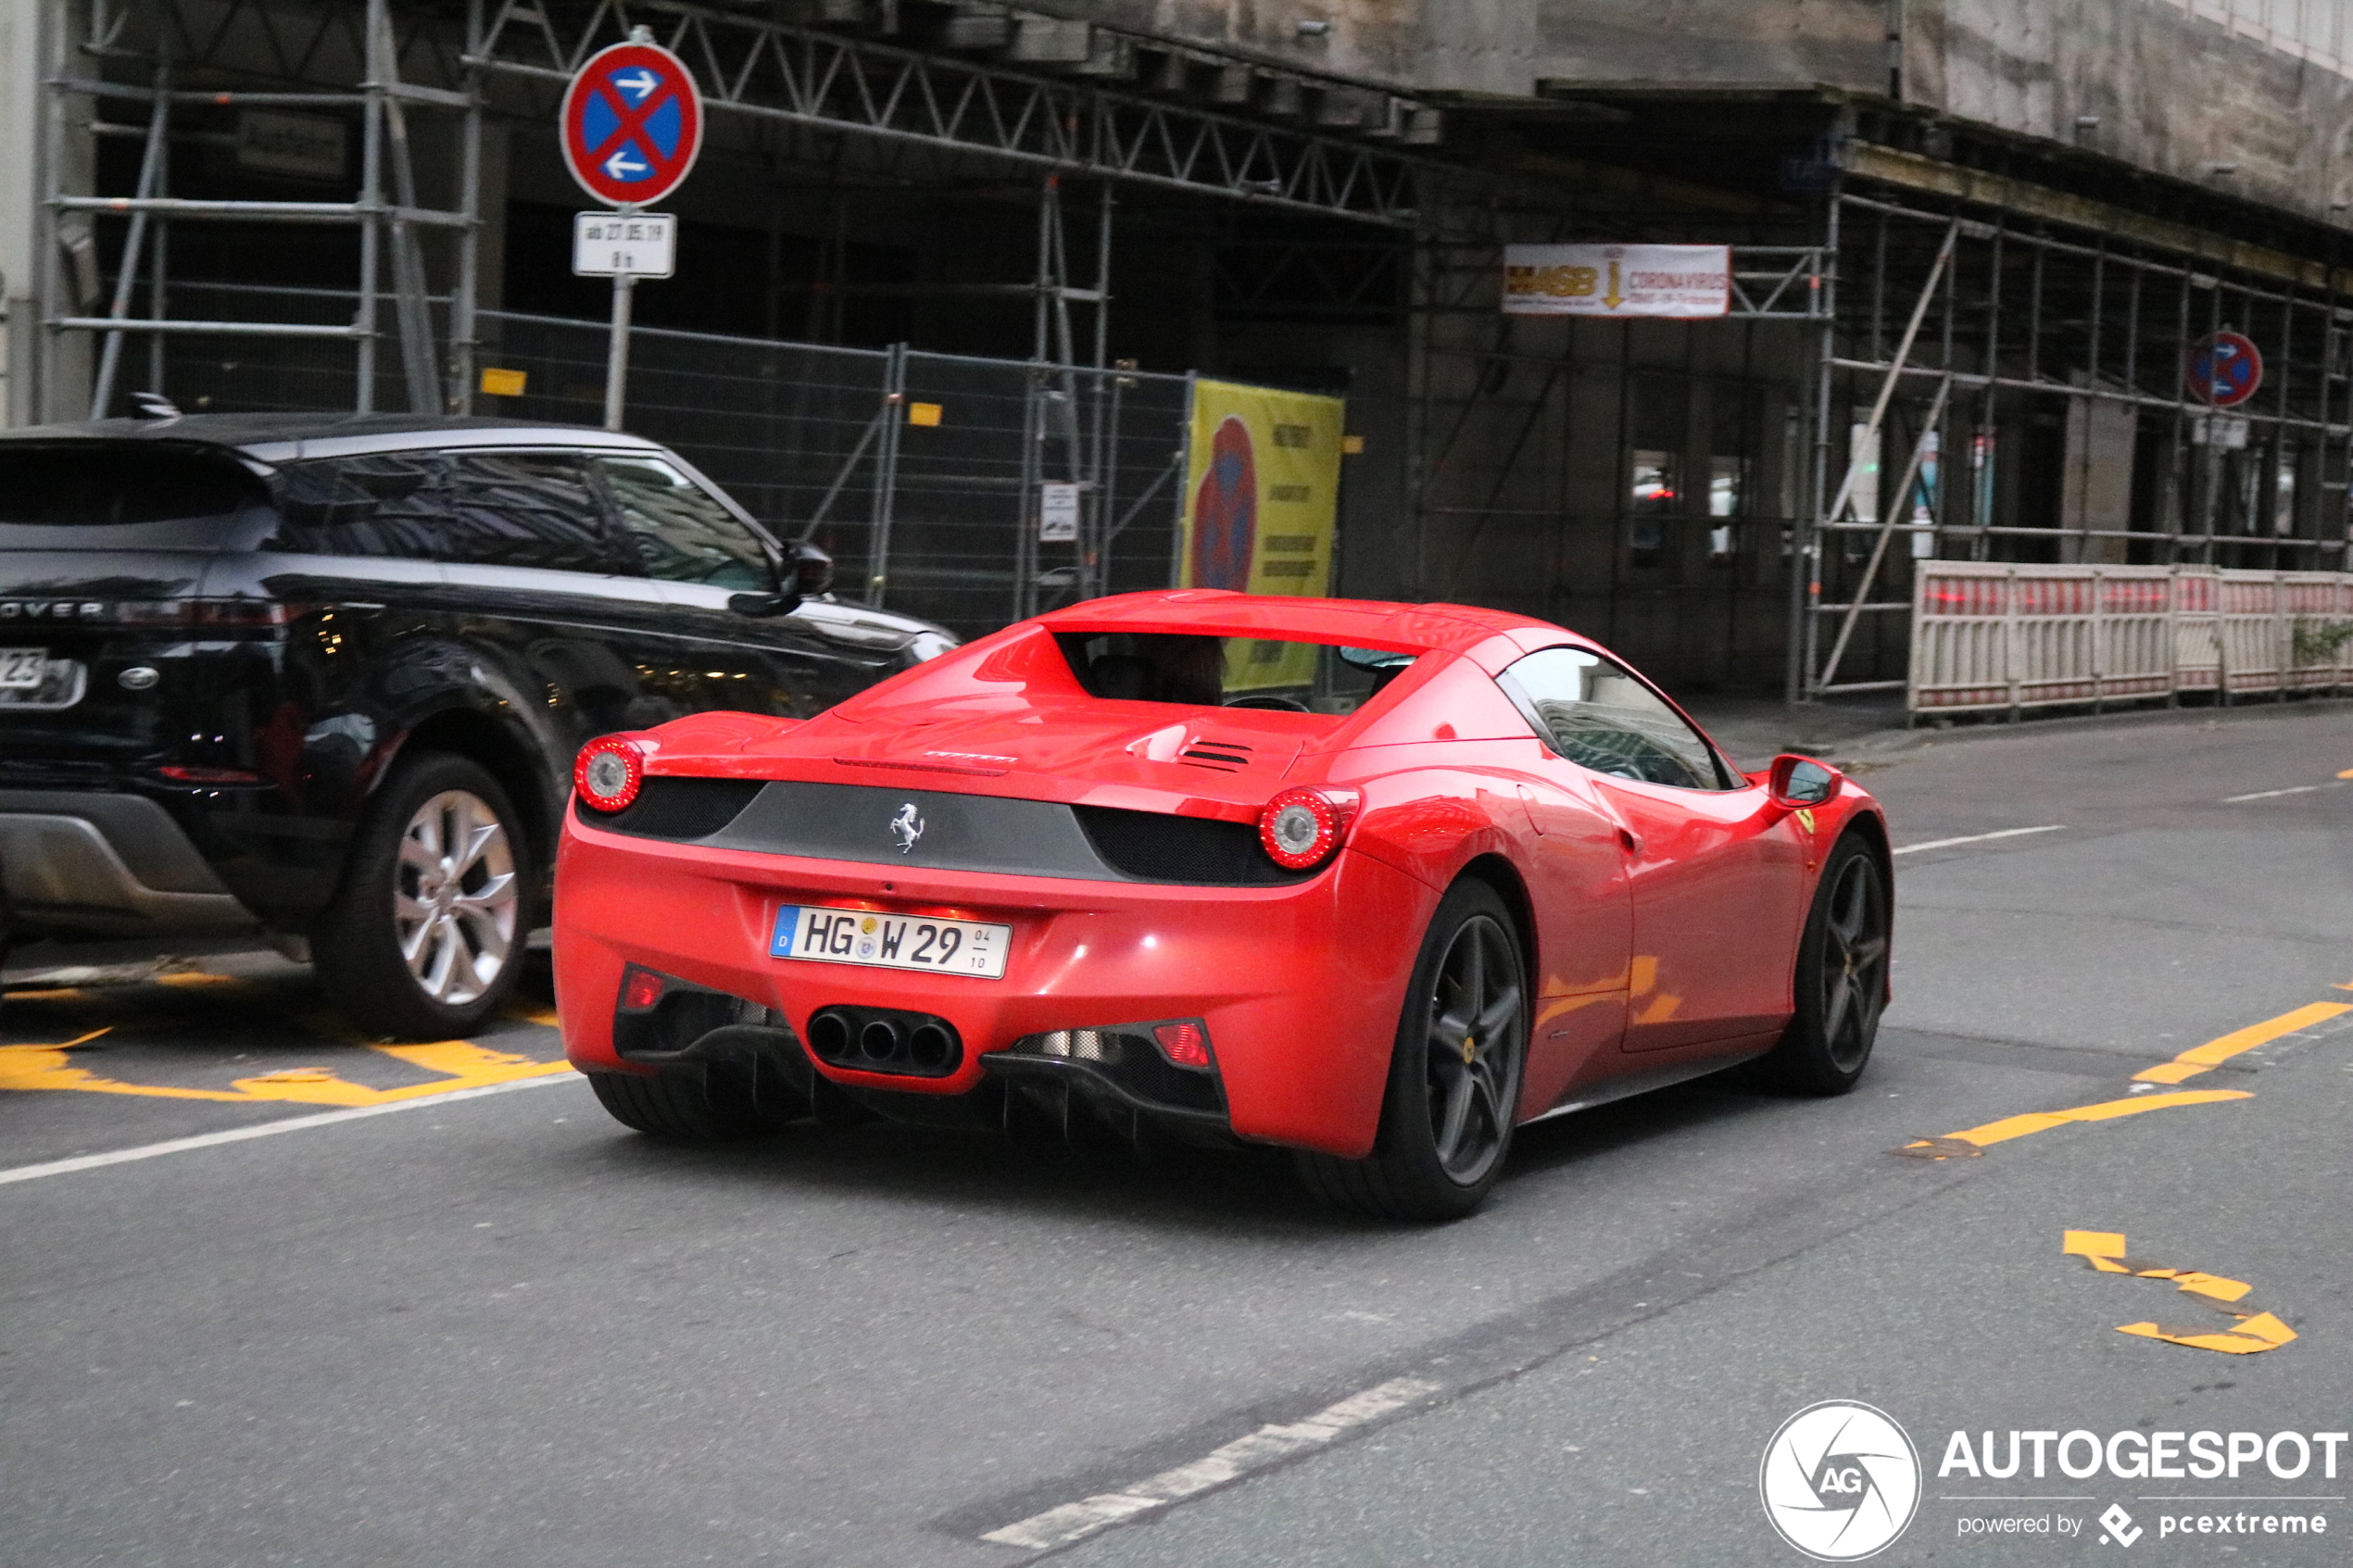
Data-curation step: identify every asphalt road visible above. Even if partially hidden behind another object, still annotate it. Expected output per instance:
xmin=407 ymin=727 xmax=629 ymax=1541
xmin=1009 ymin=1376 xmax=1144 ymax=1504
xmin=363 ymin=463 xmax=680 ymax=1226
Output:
xmin=6 ymin=698 xmax=2352 ymax=1567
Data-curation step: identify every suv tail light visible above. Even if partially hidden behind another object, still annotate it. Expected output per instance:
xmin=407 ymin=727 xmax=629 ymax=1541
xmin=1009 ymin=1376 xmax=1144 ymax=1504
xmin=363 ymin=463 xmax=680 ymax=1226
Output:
xmin=113 ymin=598 xmax=309 ymax=628
xmin=1256 ymin=786 xmax=1360 ymax=872
xmin=574 ymin=734 xmax=649 ymax=812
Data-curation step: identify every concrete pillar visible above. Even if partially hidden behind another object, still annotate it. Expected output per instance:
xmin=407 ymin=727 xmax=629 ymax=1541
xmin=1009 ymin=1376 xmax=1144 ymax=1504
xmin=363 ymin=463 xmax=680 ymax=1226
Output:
xmin=0 ymin=0 xmax=51 ymax=426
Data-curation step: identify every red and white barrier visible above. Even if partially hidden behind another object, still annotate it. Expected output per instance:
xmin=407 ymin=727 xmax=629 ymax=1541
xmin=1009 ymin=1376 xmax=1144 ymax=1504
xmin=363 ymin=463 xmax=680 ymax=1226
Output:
xmin=1908 ymin=561 xmax=2353 ymax=714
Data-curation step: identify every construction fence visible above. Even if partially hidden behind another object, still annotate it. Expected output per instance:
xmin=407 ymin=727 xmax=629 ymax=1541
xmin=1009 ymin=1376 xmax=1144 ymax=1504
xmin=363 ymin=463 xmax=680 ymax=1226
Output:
xmin=151 ymin=293 xmax=1203 ymax=643
xmin=1909 ymin=560 xmax=2353 ymax=715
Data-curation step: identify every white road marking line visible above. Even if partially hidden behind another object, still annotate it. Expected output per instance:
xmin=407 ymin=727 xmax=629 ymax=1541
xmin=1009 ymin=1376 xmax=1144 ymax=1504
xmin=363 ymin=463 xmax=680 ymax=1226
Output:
xmin=0 ymin=1073 xmax=577 ymax=1188
xmin=2221 ymin=783 xmax=2341 ymax=802
xmin=1890 ymin=824 xmax=2067 ymax=856
xmin=981 ymin=1376 xmax=1441 ymax=1550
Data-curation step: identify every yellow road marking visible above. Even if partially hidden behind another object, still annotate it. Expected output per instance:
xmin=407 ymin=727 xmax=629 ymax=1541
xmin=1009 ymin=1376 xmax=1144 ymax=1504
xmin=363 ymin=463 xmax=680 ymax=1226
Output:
xmin=1893 ymin=1089 xmax=2250 ymax=1158
xmin=2064 ymin=1231 xmax=2297 ymax=1355
xmin=2338 ymin=767 xmax=2353 ymax=780
xmin=0 ymin=1031 xmax=570 ymax=1106
xmin=2132 ymin=1001 xmax=2352 ymax=1084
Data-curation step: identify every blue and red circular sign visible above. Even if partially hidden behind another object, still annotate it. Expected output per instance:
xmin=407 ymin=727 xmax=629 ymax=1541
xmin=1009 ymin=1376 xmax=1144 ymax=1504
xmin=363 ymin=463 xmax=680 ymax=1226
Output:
xmin=1189 ymin=416 xmax=1257 ymax=591
xmin=560 ymin=42 xmax=703 ymax=208
xmin=2186 ymin=331 xmax=2263 ymax=408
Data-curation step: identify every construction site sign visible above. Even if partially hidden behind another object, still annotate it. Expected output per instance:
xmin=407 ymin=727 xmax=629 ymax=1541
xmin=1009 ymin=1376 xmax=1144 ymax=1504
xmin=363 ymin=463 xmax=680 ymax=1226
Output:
xmin=1502 ymin=244 xmax=1730 ymax=319
xmin=1176 ymin=379 xmax=1345 ymax=691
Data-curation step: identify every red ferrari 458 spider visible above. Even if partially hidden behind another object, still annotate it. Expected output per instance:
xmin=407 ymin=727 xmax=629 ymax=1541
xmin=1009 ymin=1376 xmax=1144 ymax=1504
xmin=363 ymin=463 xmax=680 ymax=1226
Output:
xmin=555 ymin=591 xmax=1892 ymax=1219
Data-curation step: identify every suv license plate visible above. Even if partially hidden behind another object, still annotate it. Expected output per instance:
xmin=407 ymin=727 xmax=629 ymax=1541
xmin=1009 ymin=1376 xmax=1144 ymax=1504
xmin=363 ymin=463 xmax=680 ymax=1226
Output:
xmin=771 ymin=905 xmax=1010 ymax=980
xmin=0 ymin=649 xmax=45 ymax=690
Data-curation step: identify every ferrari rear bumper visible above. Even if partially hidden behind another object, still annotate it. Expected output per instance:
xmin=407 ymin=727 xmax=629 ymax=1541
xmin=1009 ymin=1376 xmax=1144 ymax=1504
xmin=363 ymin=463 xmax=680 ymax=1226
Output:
xmin=554 ymin=813 xmax=1436 ymax=1157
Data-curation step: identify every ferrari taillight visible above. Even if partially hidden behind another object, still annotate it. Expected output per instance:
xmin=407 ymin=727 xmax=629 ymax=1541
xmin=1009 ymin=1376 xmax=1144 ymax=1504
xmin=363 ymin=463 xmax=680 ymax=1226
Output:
xmin=574 ymin=734 xmax=648 ymax=812
xmin=619 ymin=967 xmax=666 ymax=1011
xmin=1151 ymin=1021 xmax=1212 ymax=1070
xmin=1256 ymin=786 xmax=1360 ymax=872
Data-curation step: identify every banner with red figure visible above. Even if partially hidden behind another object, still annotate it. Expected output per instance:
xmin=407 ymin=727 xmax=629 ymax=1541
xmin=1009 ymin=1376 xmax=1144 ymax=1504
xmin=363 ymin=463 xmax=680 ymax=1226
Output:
xmin=1176 ymin=379 xmax=1345 ymax=690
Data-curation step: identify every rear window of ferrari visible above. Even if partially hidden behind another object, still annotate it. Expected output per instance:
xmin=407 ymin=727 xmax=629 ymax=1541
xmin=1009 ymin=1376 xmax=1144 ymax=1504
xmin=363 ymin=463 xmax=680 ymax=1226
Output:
xmin=1053 ymin=631 xmax=1416 ymax=712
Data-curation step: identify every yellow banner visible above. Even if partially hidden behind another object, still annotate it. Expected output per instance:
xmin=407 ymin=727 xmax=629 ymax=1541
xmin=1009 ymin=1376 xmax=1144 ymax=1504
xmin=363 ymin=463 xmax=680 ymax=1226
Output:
xmin=1176 ymin=378 xmax=1345 ymax=689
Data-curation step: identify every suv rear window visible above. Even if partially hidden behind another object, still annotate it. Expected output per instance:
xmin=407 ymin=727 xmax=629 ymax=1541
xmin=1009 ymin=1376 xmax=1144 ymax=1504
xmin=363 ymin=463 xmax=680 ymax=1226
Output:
xmin=0 ymin=445 xmax=267 ymax=526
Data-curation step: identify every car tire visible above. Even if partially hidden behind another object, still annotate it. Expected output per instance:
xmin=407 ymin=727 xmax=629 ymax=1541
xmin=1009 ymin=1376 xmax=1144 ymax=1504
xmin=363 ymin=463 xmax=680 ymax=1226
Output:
xmin=1296 ymin=879 xmax=1529 ymax=1223
xmin=311 ymin=751 xmax=530 ymax=1040
xmin=1758 ymin=833 xmax=1891 ymax=1096
xmin=586 ymin=1066 xmax=786 ymax=1141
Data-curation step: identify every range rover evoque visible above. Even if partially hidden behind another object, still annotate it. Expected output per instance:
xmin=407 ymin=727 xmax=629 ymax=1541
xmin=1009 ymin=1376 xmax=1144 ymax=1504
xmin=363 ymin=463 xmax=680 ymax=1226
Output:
xmin=0 ymin=413 xmax=954 ymax=1036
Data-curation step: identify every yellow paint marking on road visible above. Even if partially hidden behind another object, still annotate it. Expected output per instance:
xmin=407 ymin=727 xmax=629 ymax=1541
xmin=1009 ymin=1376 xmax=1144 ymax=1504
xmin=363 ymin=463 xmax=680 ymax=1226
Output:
xmin=1893 ymin=1089 xmax=2250 ymax=1158
xmin=0 ymin=1029 xmax=260 ymax=1101
xmin=2063 ymin=1230 xmax=2132 ymax=1272
xmin=2132 ymin=1001 xmax=2353 ymax=1084
xmin=0 ymin=1029 xmax=571 ymax=1106
xmin=2338 ymin=767 xmax=2353 ymax=780
xmin=153 ymin=972 xmax=246 ymax=988
xmin=2066 ymin=1231 xmax=2297 ymax=1355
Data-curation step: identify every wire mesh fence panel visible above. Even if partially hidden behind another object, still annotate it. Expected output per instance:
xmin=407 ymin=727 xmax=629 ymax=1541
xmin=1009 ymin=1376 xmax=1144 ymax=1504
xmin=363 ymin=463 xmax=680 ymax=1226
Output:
xmin=886 ymin=351 xmax=1044 ymax=630
xmin=130 ymin=295 xmax=1197 ymax=646
xmin=478 ymin=314 xmax=1191 ymax=641
xmin=478 ymin=311 xmax=892 ymax=552
xmin=882 ymin=353 xmax=1191 ymax=633
xmin=153 ymin=281 xmax=449 ymax=417
xmin=1089 ymin=369 xmax=1192 ymax=600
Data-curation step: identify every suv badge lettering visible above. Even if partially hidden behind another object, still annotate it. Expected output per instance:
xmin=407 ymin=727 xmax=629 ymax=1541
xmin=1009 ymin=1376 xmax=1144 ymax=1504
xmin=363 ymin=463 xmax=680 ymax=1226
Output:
xmin=0 ymin=601 xmax=107 ymax=621
xmin=890 ymin=803 xmax=925 ymax=854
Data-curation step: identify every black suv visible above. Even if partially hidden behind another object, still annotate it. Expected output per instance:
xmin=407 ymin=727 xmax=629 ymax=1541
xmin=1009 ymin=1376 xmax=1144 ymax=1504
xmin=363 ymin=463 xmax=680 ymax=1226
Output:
xmin=0 ymin=413 xmax=953 ymax=1036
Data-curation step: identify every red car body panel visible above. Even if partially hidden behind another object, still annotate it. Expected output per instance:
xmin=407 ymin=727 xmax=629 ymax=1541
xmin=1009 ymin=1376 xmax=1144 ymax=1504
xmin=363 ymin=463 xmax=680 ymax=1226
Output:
xmin=554 ymin=591 xmax=1889 ymax=1159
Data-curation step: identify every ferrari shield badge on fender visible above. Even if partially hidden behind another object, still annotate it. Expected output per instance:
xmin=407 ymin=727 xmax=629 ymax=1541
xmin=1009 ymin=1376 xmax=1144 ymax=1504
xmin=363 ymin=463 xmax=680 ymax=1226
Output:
xmin=1794 ymin=807 xmax=1817 ymax=834
xmin=890 ymin=803 xmax=925 ymax=854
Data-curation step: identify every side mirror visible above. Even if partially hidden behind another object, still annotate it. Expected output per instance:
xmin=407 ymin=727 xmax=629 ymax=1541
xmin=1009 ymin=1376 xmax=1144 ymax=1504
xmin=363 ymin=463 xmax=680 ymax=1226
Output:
xmin=1768 ymin=754 xmax=1840 ymax=808
xmin=788 ymin=540 xmax=835 ymax=598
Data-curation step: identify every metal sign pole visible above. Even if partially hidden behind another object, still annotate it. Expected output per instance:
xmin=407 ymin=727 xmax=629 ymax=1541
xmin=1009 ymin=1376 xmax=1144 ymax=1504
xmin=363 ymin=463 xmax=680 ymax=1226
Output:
xmin=604 ymin=270 xmax=635 ymax=432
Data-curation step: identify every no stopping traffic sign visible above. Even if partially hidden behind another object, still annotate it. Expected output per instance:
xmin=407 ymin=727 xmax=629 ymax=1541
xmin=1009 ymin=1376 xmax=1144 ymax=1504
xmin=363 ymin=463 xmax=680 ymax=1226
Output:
xmin=560 ymin=41 xmax=704 ymax=208
xmin=2186 ymin=330 xmax=2263 ymax=408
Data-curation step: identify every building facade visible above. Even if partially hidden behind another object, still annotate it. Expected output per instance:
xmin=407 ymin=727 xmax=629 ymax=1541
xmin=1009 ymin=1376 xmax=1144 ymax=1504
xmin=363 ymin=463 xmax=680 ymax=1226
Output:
xmin=6 ymin=0 xmax=2350 ymax=696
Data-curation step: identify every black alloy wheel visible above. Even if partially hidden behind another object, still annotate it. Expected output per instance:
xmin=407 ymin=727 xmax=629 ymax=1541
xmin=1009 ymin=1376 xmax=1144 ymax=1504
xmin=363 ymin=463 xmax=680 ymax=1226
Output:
xmin=1297 ymin=879 xmax=1529 ymax=1222
xmin=1761 ymin=834 xmax=1891 ymax=1095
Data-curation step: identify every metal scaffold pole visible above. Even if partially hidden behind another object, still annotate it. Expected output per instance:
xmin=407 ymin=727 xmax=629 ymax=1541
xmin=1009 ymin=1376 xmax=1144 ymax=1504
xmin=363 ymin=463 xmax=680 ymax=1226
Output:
xmin=44 ymin=0 xmax=480 ymax=422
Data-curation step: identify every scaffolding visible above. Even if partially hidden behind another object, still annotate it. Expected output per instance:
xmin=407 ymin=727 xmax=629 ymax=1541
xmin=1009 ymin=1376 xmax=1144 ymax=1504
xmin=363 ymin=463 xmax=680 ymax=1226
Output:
xmin=47 ymin=0 xmax=479 ymax=418
xmin=1797 ymin=179 xmax=2353 ymax=700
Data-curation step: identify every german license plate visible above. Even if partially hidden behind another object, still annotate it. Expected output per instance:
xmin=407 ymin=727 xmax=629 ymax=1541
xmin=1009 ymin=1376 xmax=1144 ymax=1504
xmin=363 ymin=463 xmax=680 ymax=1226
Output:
xmin=771 ymin=905 xmax=1011 ymax=980
xmin=0 ymin=649 xmax=44 ymax=690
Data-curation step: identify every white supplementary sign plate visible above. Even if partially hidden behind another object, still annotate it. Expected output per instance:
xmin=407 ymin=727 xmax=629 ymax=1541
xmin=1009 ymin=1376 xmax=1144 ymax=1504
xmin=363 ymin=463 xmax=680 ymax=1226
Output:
xmin=0 ymin=648 xmax=46 ymax=690
xmin=572 ymin=211 xmax=677 ymax=279
xmin=771 ymin=905 xmax=1011 ymax=980
xmin=1038 ymin=482 xmax=1080 ymax=543
xmin=1503 ymin=243 xmax=1730 ymax=319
